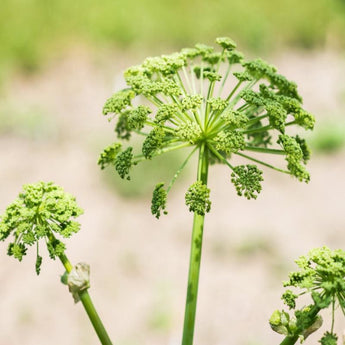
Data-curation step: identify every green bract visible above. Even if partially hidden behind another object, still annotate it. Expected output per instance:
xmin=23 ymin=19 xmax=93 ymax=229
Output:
xmin=0 ymin=182 xmax=83 ymax=274
xmin=99 ymin=37 xmax=314 ymax=217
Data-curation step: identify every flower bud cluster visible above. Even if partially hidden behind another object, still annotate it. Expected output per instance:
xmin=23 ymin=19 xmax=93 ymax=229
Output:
xmin=99 ymin=37 xmax=314 ymax=217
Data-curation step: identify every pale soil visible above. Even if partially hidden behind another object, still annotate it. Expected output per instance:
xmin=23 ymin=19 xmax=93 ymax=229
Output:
xmin=0 ymin=49 xmax=344 ymax=345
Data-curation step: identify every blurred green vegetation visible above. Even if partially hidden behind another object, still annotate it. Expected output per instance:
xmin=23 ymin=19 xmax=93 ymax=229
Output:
xmin=310 ymin=120 xmax=345 ymax=154
xmin=234 ymin=234 xmax=276 ymax=258
xmin=146 ymin=283 xmax=173 ymax=332
xmin=1 ymin=0 xmax=345 ymax=81
xmin=0 ymin=101 xmax=57 ymax=139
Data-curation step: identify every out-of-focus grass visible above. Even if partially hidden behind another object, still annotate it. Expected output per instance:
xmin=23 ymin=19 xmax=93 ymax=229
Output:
xmin=311 ymin=121 xmax=345 ymax=154
xmin=146 ymin=283 xmax=173 ymax=332
xmin=1 ymin=0 xmax=345 ymax=82
xmin=234 ymin=234 xmax=276 ymax=258
xmin=0 ymin=102 xmax=57 ymax=140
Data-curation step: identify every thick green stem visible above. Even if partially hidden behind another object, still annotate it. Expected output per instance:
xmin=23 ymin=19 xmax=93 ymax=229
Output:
xmin=279 ymin=335 xmax=300 ymax=345
xmin=79 ymin=291 xmax=113 ymax=345
xmin=182 ymin=143 xmax=209 ymax=345
xmin=58 ymin=252 xmax=113 ymax=345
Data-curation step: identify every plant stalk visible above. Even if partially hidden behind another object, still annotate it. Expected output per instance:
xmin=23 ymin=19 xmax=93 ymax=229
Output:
xmin=279 ymin=335 xmax=300 ymax=345
xmin=58 ymin=252 xmax=113 ymax=345
xmin=182 ymin=143 xmax=209 ymax=345
xmin=279 ymin=305 xmax=320 ymax=345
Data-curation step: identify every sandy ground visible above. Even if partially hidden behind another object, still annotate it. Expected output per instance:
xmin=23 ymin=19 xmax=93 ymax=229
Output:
xmin=0 ymin=48 xmax=345 ymax=345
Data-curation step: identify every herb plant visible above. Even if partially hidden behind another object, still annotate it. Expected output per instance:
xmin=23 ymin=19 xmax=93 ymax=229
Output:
xmin=0 ymin=182 xmax=113 ymax=345
xmin=99 ymin=37 xmax=314 ymax=344
xmin=270 ymin=247 xmax=345 ymax=345
xmin=1 ymin=37 xmax=341 ymax=345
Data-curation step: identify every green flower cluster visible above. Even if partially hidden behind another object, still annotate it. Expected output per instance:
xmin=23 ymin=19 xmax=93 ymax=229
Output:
xmin=99 ymin=37 xmax=314 ymax=217
xmin=270 ymin=247 xmax=345 ymax=344
xmin=0 ymin=182 xmax=83 ymax=274
xmin=151 ymin=183 xmax=168 ymax=219
xmin=185 ymin=181 xmax=211 ymax=216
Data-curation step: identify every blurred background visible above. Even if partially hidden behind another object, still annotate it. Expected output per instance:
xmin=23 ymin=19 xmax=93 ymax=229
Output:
xmin=0 ymin=0 xmax=345 ymax=344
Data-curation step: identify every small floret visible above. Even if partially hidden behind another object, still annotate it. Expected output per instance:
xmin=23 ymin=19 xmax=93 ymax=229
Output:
xmin=226 ymin=50 xmax=244 ymax=65
xmin=202 ymin=52 xmax=223 ymax=65
xmin=181 ymin=95 xmax=203 ymax=110
xmin=155 ymin=103 xmax=179 ymax=124
xmin=294 ymin=109 xmax=315 ymax=130
xmin=151 ymin=183 xmax=168 ymax=219
xmin=287 ymin=158 xmax=310 ymax=182
xmin=230 ymin=165 xmax=263 ymax=199
xmin=8 ymin=243 xmax=27 ymax=261
xmin=243 ymin=58 xmax=277 ymax=80
xmin=180 ymin=47 xmax=200 ymax=59
xmin=115 ymin=147 xmax=133 ymax=180
xmin=233 ymin=71 xmax=253 ymax=82
xmin=125 ymin=75 xmax=162 ymax=96
xmin=269 ymin=73 xmax=302 ymax=102
xmin=278 ymin=134 xmax=303 ymax=165
xmin=279 ymin=96 xmax=302 ymax=114
xmin=185 ymin=181 xmax=211 ymax=215
xmin=221 ymin=110 xmax=248 ymax=129
xmin=142 ymin=53 xmax=186 ymax=76
xmin=195 ymin=43 xmax=214 ymax=56
xmin=98 ymin=143 xmax=122 ymax=169
xmin=277 ymin=95 xmax=314 ymax=129
xmin=320 ymin=332 xmax=337 ymax=345
xmin=282 ymin=290 xmax=297 ymax=309
xmin=259 ymin=83 xmax=278 ymax=101
xmin=142 ymin=127 xmax=165 ymax=159
xmin=216 ymin=37 xmax=237 ymax=50
xmin=240 ymin=89 xmax=265 ymax=107
xmin=115 ymin=111 xmax=131 ymax=140
xmin=266 ymin=101 xmax=288 ymax=133
xmin=214 ymin=130 xmax=245 ymax=153
xmin=295 ymin=135 xmax=311 ymax=163
xmin=207 ymin=97 xmax=228 ymax=111
xmin=278 ymin=134 xmax=310 ymax=182
xmin=35 ymin=255 xmax=43 ymax=275
xmin=175 ymin=122 xmax=202 ymax=144
xmin=161 ymin=79 xmax=182 ymax=96
xmin=127 ymin=105 xmax=151 ymax=130
xmin=124 ymin=65 xmax=145 ymax=78
xmin=103 ymin=89 xmax=135 ymax=115
xmin=203 ymin=71 xmax=222 ymax=82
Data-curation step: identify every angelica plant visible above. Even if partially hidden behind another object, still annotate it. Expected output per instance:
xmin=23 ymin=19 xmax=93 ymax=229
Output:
xmin=270 ymin=247 xmax=345 ymax=345
xmin=0 ymin=182 xmax=113 ymax=345
xmin=99 ymin=37 xmax=314 ymax=344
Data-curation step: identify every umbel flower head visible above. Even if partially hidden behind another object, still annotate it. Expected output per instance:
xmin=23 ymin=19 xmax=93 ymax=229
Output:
xmin=99 ymin=37 xmax=314 ymax=218
xmin=270 ymin=247 xmax=345 ymax=344
xmin=0 ymin=182 xmax=83 ymax=274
